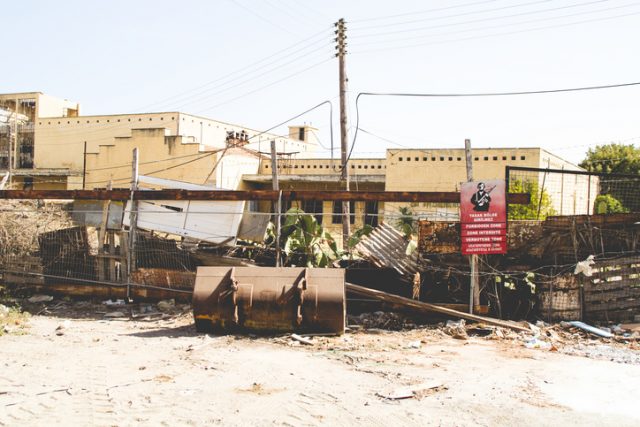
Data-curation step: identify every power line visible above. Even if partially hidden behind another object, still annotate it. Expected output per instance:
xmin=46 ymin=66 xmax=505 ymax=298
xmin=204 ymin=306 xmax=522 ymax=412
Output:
xmin=348 ymin=81 xmax=640 ymax=162
xmin=194 ymin=58 xmax=333 ymax=115
xmin=350 ymin=1 xmax=635 ymax=48
xmin=350 ymin=8 xmax=640 ymax=54
xmin=350 ymin=0 xmax=555 ymax=33
xmin=170 ymin=44 xmax=332 ymax=113
xmin=348 ymin=0 xmax=503 ymax=23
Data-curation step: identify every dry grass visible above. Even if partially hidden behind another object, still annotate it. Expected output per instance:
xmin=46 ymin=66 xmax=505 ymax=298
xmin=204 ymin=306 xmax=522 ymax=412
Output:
xmin=0 ymin=200 xmax=75 ymax=263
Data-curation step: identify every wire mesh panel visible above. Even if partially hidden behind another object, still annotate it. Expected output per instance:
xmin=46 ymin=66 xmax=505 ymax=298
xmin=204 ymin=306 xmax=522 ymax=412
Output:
xmin=506 ymin=166 xmax=640 ymax=219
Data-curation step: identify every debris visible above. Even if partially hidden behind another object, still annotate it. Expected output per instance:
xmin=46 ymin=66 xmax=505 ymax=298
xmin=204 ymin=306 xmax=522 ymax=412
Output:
xmin=524 ymin=337 xmax=552 ymax=350
xmin=346 ymin=282 xmax=530 ymax=333
xmin=104 ymin=311 xmax=127 ymax=318
xmin=405 ymin=340 xmax=421 ymax=349
xmin=102 ymin=299 xmax=126 ymax=306
xmin=564 ymin=321 xmax=614 ymax=338
xmin=0 ymin=304 xmax=9 ymax=318
xmin=574 ymin=255 xmax=596 ymax=277
xmin=55 ymin=320 xmax=71 ymax=336
xmin=444 ymin=320 xmax=468 ymax=340
xmin=376 ymin=382 xmax=444 ymax=400
xmin=157 ymin=299 xmax=176 ymax=313
xmin=291 ymin=333 xmax=314 ymax=346
xmin=27 ymin=295 xmax=54 ymax=303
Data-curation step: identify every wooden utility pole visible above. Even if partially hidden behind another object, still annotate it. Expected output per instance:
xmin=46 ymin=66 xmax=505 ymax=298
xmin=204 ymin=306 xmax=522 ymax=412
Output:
xmin=335 ymin=18 xmax=350 ymax=249
xmin=126 ymin=148 xmax=139 ymax=301
xmin=464 ymin=139 xmax=480 ymax=313
xmin=270 ymin=140 xmax=282 ymax=267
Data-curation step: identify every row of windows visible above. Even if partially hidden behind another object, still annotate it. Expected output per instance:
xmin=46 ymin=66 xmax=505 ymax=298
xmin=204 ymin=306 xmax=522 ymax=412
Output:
xmin=398 ymin=155 xmax=526 ymax=161
xmin=285 ymin=200 xmax=379 ymax=227
xmin=39 ymin=116 xmax=177 ymax=125
xmin=265 ymin=164 xmax=385 ymax=170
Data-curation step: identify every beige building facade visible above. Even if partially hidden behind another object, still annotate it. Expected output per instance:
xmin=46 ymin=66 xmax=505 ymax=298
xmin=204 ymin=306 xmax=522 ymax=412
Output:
xmin=1 ymin=91 xmax=592 ymax=244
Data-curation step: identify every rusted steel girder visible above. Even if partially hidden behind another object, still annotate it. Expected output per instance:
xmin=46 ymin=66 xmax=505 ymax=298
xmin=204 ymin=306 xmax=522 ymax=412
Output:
xmin=0 ymin=189 xmax=531 ymax=204
xmin=193 ymin=267 xmax=346 ymax=335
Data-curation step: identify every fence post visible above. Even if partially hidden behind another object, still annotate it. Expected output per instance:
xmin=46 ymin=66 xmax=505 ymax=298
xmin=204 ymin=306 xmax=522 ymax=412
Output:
xmin=464 ymin=139 xmax=479 ymax=314
xmin=127 ymin=148 xmax=139 ymax=301
xmin=270 ymin=140 xmax=281 ymax=267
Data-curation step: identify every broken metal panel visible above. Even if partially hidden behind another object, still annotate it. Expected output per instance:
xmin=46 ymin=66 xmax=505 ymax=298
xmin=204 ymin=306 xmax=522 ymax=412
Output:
xmin=72 ymin=200 xmax=124 ymax=229
xmin=355 ymin=222 xmax=421 ymax=278
xmin=124 ymin=174 xmax=246 ymax=245
xmin=193 ymin=267 xmax=346 ymax=335
xmin=237 ymin=211 xmax=270 ymax=242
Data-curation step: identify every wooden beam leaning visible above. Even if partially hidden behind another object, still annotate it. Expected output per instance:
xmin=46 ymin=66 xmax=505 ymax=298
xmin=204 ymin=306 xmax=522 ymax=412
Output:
xmin=0 ymin=190 xmax=531 ymax=204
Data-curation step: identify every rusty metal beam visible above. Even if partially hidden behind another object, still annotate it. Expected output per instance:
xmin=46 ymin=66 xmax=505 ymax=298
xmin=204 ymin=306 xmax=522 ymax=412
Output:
xmin=0 ymin=189 xmax=531 ymax=204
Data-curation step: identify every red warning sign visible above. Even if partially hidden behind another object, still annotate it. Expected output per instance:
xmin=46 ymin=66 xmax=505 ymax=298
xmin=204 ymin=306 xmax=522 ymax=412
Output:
xmin=460 ymin=179 xmax=507 ymax=255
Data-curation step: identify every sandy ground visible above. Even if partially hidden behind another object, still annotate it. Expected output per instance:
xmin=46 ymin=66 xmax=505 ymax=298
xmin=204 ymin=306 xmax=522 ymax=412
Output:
xmin=1 ymin=303 xmax=640 ymax=427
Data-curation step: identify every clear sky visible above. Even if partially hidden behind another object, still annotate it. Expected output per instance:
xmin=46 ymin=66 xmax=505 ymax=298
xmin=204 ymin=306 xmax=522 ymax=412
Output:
xmin=3 ymin=0 xmax=639 ymax=164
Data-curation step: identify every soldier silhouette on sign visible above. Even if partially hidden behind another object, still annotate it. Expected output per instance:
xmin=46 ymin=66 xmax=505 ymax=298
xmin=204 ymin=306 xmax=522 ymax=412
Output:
xmin=471 ymin=182 xmax=494 ymax=211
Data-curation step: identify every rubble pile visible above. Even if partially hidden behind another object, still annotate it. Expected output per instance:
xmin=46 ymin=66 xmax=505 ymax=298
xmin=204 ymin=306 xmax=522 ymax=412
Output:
xmin=347 ymin=311 xmax=418 ymax=331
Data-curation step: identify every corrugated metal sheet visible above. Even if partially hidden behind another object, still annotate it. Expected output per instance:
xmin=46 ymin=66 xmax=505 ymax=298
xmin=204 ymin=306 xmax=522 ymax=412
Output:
xmin=355 ymin=222 xmax=421 ymax=278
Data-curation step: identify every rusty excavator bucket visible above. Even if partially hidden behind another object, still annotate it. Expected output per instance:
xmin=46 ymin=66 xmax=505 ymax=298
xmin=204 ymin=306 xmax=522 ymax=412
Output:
xmin=193 ymin=267 xmax=346 ymax=335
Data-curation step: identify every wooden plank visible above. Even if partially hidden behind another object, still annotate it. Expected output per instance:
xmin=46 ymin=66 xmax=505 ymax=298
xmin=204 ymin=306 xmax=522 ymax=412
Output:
xmin=586 ymin=298 xmax=640 ymax=312
xmin=0 ymin=189 xmax=531 ymax=204
xmin=345 ymin=282 xmax=529 ymax=332
xmin=585 ymin=288 xmax=640 ymax=303
xmin=585 ymin=279 xmax=640 ymax=292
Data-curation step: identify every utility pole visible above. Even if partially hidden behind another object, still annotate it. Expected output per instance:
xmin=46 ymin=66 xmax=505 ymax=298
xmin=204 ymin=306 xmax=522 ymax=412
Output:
xmin=464 ymin=139 xmax=480 ymax=313
xmin=270 ymin=140 xmax=282 ymax=267
xmin=335 ymin=17 xmax=350 ymax=249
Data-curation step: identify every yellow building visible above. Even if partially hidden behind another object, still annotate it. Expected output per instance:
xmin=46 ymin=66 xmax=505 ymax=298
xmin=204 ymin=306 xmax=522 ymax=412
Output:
xmin=1 ymin=91 xmax=592 ymax=244
xmin=0 ymin=92 xmax=80 ymax=189
xmin=0 ymin=92 xmax=319 ymax=190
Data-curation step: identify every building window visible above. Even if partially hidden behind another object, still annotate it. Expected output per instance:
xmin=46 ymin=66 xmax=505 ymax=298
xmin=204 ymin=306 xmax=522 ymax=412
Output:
xmin=448 ymin=157 xmax=453 ymax=161
xmin=423 ymin=157 xmax=428 ymax=161
xmin=364 ymin=201 xmax=378 ymax=227
xmin=332 ymin=201 xmax=355 ymax=224
xmin=399 ymin=157 xmax=403 ymax=161
xmin=457 ymin=157 xmax=462 ymax=161
xmin=511 ymin=156 xmax=516 ymax=160
xmin=298 ymin=128 xmax=305 ymax=141
xmin=440 ymin=157 xmax=444 ymax=161
xmin=502 ymin=156 xmax=507 ymax=160
xmin=474 ymin=157 xmax=479 ymax=161
xmin=521 ymin=156 xmax=526 ymax=160
xmin=406 ymin=157 xmax=410 ymax=161
xmin=302 ymin=200 xmax=323 ymax=225
xmin=484 ymin=156 xmax=489 ymax=161
xmin=493 ymin=156 xmax=498 ymax=160
xmin=415 ymin=157 xmax=419 ymax=161
xmin=431 ymin=157 xmax=436 ymax=161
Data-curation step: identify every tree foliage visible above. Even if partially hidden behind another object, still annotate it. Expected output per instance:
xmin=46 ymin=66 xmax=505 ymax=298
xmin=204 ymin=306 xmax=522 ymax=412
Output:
xmin=396 ymin=206 xmax=416 ymax=237
xmin=279 ymin=208 xmax=339 ymax=268
xmin=579 ymin=143 xmax=640 ymax=175
xmin=594 ymin=194 xmax=628 ymax=214
xmin=580 ymin=143 xmax=640 ymax=212
xmin=508 ymin=179 xmax=556 ymax=220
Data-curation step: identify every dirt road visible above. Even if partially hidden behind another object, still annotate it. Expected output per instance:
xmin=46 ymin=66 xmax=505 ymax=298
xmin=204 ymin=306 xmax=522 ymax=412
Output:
xmin=1 ymin=305 xmax=639 ymax=426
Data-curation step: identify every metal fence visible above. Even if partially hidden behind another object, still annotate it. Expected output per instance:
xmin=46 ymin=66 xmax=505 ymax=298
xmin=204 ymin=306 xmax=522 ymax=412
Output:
xmin=506 ymin=166 xmax=640 ymax=322
xmin=506 ymin=166 xmax=640 ymax=219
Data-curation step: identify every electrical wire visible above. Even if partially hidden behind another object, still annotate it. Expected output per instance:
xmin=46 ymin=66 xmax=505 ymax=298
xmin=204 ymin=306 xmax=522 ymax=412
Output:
xmin=350 ymin=8 xmax=640 ymax=54
xmin=349 ymin=1 xmax=635 ymax=47
xmin=348 ymin=0 xmax=502 ymax=23
xmin=349 ymin=0 xmax=556 ymax=33
xmin=348 ymin=81 xmax=640 ymax=162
